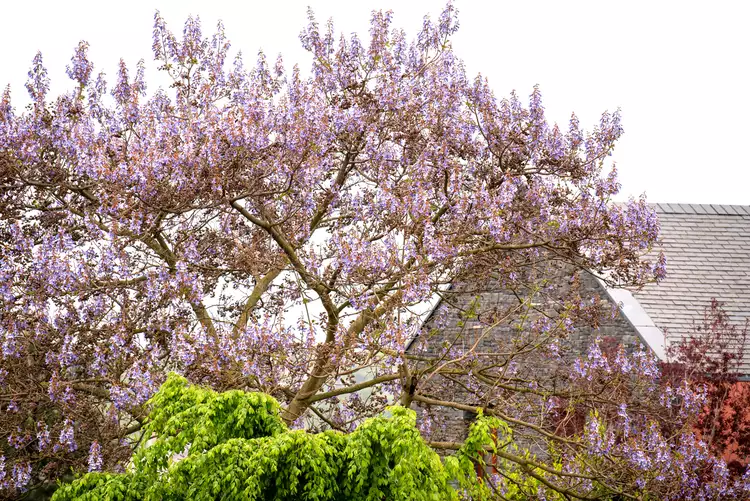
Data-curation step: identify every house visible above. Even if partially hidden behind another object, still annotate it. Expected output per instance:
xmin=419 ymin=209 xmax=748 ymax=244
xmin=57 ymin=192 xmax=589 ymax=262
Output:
xmin=406 ymin=203 xmax=750 ymax=446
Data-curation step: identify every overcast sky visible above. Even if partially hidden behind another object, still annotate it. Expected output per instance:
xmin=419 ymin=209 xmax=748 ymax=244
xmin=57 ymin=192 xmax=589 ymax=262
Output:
xmin=1 ymin=1 xmax=748 ymax=204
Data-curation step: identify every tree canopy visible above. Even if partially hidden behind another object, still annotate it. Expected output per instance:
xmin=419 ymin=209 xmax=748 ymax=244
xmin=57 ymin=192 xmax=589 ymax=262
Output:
xmin=1 ymin=3 xmax=747 ymax=500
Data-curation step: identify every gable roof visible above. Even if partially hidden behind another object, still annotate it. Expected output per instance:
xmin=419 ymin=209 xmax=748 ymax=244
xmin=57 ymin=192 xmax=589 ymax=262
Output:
xmin=408 ymin=202 xmax=750 ymax=375
xmin=611 ymin=203 xmax=750 ymax=375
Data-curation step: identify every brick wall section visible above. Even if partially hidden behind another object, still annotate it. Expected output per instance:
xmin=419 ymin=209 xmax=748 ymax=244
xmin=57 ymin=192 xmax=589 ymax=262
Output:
xmin=407 ymin=265 xmax=641 ymax=448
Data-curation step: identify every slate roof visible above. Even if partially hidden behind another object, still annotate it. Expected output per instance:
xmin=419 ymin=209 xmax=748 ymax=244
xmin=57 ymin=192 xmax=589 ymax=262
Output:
xmin=410 ymin=203 xmax=750 ymax=375
xmin=625 ymin=203 xmax=750 ymax=375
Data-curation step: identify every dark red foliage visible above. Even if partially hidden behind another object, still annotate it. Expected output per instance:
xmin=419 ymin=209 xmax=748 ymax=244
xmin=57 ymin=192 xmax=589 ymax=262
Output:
xmin=661 ymin=299 xmax=750 ymax=476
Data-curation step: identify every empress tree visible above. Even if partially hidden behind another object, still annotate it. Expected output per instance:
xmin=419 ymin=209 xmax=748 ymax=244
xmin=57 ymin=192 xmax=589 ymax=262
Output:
xmin=6 ymin=4 xmax=741 ymax=499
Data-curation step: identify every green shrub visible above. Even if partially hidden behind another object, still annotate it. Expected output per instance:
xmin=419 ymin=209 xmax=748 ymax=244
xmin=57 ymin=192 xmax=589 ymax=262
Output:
xmin=52 ymin=374 xmax=457 ymax=501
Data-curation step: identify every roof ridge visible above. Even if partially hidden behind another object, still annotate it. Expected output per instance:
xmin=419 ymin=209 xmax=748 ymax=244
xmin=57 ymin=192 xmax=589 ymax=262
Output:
xmin=652 ymin=203 xmax=750 ymax=216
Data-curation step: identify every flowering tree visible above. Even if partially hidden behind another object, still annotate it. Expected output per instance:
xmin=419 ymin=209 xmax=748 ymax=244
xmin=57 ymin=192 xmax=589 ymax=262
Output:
xmin=4 ymin=3 xmax=743 ymax=499
xmin=409 ymin=311 xmax=750 ymax=499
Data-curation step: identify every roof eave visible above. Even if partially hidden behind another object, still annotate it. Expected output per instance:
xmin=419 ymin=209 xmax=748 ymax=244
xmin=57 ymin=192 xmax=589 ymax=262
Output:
xmin=597 ymin=279 xmax=667 ymax=361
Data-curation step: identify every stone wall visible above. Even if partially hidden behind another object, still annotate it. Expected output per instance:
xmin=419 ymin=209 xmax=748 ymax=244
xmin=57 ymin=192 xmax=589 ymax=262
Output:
xmin=406 ymin=264 xmax=641 ymax=447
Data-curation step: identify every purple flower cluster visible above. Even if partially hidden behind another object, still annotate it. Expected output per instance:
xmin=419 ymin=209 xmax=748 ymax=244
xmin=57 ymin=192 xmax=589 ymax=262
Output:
xmin=11 ymin=463 xmax=30 ymax=492
xmin=87 ymin=441 xmax=103 ymax=472
xmin=0 ymin=456 xmax=31 ymax=493
xmin=65 ymin=41 xmax=93 ymax=87
xmin=56 ymin=420 xmax=77 ymax=453
xmin=36 ymin=422 xmax=50 ymax=451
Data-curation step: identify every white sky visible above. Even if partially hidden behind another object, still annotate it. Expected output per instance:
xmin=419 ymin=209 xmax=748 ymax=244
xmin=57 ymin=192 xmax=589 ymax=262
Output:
xmin=1 ymin=0 xmax=748 ymax=205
